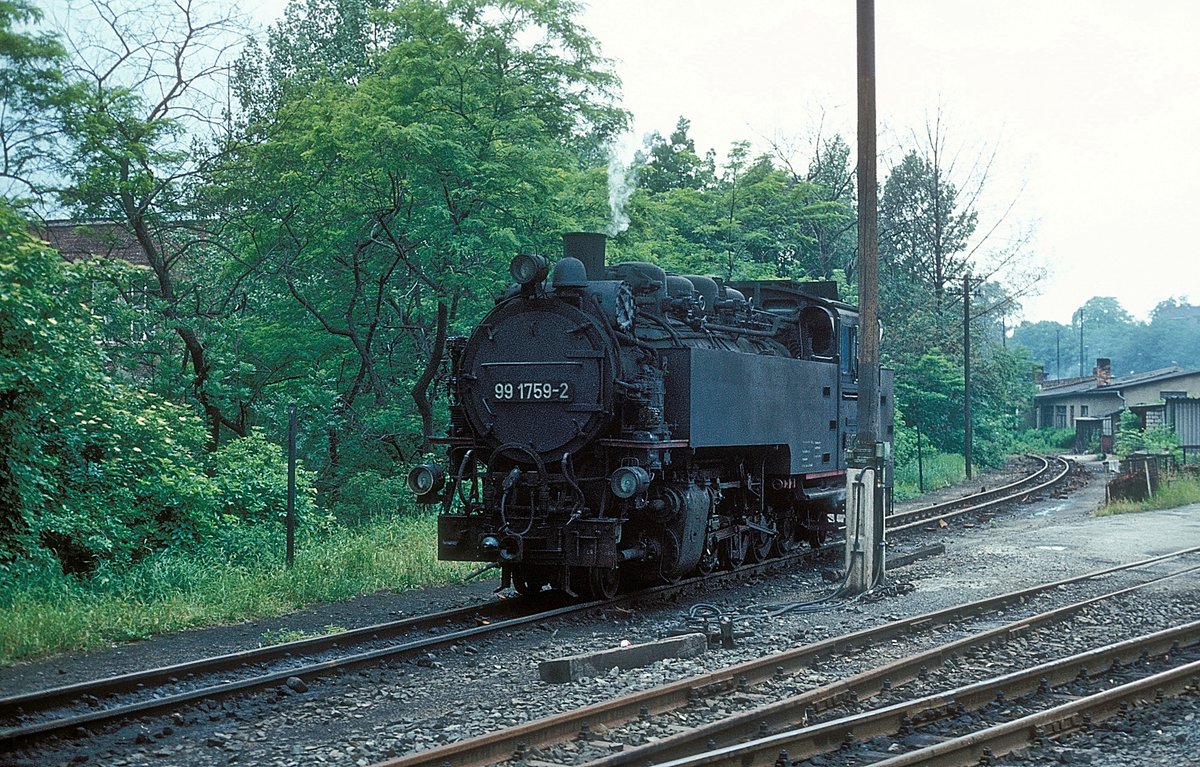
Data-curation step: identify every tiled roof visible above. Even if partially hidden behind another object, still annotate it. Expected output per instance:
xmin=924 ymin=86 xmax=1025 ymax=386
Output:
xmin=34 ymin=220 xmax=151 ymax=268
xmin=1035 ymin=367 xmax=1195 ymax=400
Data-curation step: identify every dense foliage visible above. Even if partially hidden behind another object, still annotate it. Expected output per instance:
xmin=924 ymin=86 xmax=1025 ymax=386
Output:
xmin=1113 ymin=410 xmax=1181 ymax=462
xmin=0 ymin=203 xmax=315 ymax=588
xmin=1012 ymin=296 xmax=1200 ymax=380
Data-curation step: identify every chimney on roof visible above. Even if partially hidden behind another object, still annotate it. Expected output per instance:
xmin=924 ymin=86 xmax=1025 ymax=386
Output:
xmin=1094 ymin=357 xmax=1112 ymax=387
xmin=1033 ymin=364 xmax=1045 ymax=388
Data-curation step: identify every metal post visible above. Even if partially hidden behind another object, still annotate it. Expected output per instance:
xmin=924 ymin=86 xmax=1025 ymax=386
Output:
xmin=917 ymin=426 xmax=924 ymax=493
xmin=845 ymin=0 xmax=884 ymax=596
xmin=963 ymin=272 xmax=972 ymax=480
xmin=286 ymin=403 xmax=297 ymax=568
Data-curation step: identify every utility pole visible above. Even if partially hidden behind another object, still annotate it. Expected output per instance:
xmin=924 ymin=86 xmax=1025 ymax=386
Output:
xmin=963 ymin=272 xmax=973 ymax=480
xmin=1078 ymin=308 xmax=1085 ymax=377
xmin=1056 ymin=328 xmax=1061 ymax=379
xmin=845 ymin=0 xmax=885 ymax=595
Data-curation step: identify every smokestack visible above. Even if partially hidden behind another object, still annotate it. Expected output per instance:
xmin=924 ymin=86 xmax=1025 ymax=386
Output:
xmin=1095 ymin=357 xmax=1112 ymax=386
xmin=563 ymin=232 xmax=606 ymax=281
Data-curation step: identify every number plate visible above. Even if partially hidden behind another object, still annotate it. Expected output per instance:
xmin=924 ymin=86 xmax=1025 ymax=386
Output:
xmin=492 ymin=381 xmax=573 ymax=402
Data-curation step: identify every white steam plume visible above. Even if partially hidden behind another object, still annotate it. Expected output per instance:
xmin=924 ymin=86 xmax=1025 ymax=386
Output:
xmin=605 ymin=140 xmax=637 ymax=236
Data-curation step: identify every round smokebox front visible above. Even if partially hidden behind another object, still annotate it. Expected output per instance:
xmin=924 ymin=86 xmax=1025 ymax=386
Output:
xmin=459 ymin=299 xmax=614 ymax=461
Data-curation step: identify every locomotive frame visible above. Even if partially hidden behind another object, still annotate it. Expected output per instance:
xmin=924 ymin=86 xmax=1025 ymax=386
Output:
xmin=410 ymin=233 xmax=893 ymax=598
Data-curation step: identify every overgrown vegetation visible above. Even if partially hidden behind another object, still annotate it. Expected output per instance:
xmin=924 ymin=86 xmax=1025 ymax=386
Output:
xmin=1097 ymin=477 xmax=1200 ymax=517
xmin=1113 ymin=410 xmax=1182 ymax=462
xmin=892 ymin=450 xmax=966 ymax=502
xmin=0 ymin=515 xmax=471 ymax=663
xmin=1008 ymin=427 xmax=1076 ymax=454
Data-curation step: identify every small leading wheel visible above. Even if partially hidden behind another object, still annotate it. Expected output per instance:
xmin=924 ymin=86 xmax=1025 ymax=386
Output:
xmin=773 ymin=512 xmax=799 ymax=556
xmin=571 ymin=566 xmax=620 ymax=600
xmin=697 ymin=540 xmax=719 ymax=574
xmin=803 ymin=500 xmax=834 ymax=548
xmin=589 ymin=567 xmax=621 ymax=600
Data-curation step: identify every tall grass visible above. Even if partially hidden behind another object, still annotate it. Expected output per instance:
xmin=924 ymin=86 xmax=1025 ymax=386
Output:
xmin=893 ymin=452 xmax=967 ymax=502
xmin=0 ymin=515 xmax=476 ymax=665
xmin=1096 ymin=477 xmax=1200 ymax=517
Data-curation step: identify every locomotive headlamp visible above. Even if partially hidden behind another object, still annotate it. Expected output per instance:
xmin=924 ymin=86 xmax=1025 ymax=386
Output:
xmin=407 ymin=464 xmax=445 ymax=497
xmin=610 ymin=465 xmax=651 ymax=499
xmin=509 ymin=253 xmax=549 ymax=286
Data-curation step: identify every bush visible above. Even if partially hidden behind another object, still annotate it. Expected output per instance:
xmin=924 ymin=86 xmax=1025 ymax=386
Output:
xmin=0 ymin=203 xmax=310 ymax=581
xmin=327 ymin=471 xmax=414 ymax=525
xmin=209 ymin=430 xmax=317 ymax=524
xmin=1009 ymin=427 xmax=1076 ymax=454
xmin=1 ymin=204 xmax=220 ymax=573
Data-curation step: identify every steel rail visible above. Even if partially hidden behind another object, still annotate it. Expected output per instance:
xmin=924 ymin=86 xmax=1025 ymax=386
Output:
xmin=369 ymin=546 xmax=1200 ymax=767
xmin=650 ymin=622 xmax=1200 ymax=767
xmin=868 ymin=659 xmax=1200 ymax=767
xmin=886 ymin=455 xmax=1070 ymax=534
xmin=0 ymin=597 xmax=543 ymax=719
xmin=0 ymin=599 xmax=600 ymax=747
xmin=0 ymin=541 xmax=843 ymax=748
xmin=586 ymin=564 xmax=1200 ymax=766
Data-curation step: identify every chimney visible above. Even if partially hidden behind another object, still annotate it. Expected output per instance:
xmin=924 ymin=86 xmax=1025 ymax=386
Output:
xmin=1094 ymin=357 xmax=1112 ymax=387
xmin=562 ymin=232 xmax=607 ymax=281
xmin=1032 ymin=364 xmax=1045 ymax=388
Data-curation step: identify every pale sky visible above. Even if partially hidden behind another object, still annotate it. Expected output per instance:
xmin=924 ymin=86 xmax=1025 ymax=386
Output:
xmin=576 ymin=1 xmax=1200 ymax=326
xmin=241 ymin=0 xmax=1200 ymax=325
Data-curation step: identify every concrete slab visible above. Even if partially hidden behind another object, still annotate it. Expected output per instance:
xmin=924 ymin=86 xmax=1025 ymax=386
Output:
xmin=538 ymin=632 xmax=708 ymax=683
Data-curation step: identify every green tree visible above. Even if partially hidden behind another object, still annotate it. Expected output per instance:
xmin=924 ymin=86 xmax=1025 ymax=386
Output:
xmin=1 ymin=202 xmax=309 ymax=577
xmin=50 ymin=0 xmax=250 ymax=449
xmin=1144 ymin=299 xmax=1200 ymax=370
xmin=893 ymin=350 xmax=964 ymax=456
xmin=770 ymin=131 xmax=857 ymax=281
xmin=0 ymin=0 xmax=64 ymax=202
xmin=638 ymin=117 xmax=715 ymax=194
xmin=235 ymin=0 xmax=386 ymax=123
xmin=1072 ymin=296 xmax=1135 ymax=376
xmin=1010 ymin=319 xmax=1068 ymax=380
xmin=969 ymin=343 xmax=1036 ymax=465
xmin=879 ymin=149 xmax=976 ymax=312
xmin=224 ymin=0 xmax=626 ymax=485
xmin=878 ymin=110 xmax=1040 ymax=369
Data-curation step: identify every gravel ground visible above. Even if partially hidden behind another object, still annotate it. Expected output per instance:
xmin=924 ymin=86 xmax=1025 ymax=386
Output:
xmin=4 ymin=456 xmax=1200 ymax=767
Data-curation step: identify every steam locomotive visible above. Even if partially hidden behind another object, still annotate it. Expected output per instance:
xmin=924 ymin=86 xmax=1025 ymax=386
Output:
xmin=409 ymin=233 xmax=893 ymax=598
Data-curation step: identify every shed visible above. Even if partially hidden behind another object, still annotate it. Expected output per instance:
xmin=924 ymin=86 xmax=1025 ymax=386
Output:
xmin=1035 ymin=357 xmax=1200 ymax=430
xmin=1165 ymin=397 xmax=1200 ymax=463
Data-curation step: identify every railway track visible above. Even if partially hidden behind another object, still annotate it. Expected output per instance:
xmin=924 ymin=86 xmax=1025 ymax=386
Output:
xmin=645 ymin=621 xmax=1200 ymax=767
xmin=885 ymin=454 xmax=1071 ymax=533
xmin=0 ymin=455 xmax=1074 ymax=752
xmin=367 ymin=546 xmax=1200 ymax=767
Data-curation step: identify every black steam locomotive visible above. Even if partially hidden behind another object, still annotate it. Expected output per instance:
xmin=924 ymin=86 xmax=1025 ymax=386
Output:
xmin=409 ymin=233 xmax=893 ymax=598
